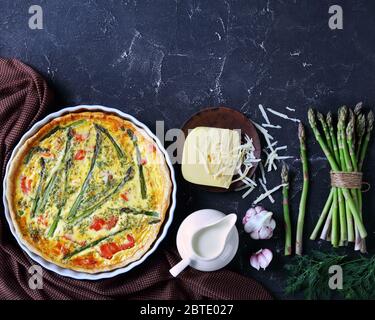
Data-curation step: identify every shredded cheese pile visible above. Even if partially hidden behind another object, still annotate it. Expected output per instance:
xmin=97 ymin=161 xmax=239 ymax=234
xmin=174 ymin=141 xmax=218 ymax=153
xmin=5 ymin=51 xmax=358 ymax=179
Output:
xmin=234 ymin=105 xmax=299 ymax=202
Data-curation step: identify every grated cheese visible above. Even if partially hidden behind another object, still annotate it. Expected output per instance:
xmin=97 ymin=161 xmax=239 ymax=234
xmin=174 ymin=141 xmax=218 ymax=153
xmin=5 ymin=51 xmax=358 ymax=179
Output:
xmin=262 ymin=124 xmax=282 ymax=129
xmin=259 ymin=179 xmax=275 ymax=203
xmin=253 ymin=183 xmax=288 ymax=205
xmin=242 ymin=185 xmax=255 ymax=199
xmin=258 ymin=104 xmax=270 ymax=124
xmin=267 ymin=108 xmax=301 ymax=123
xmin=275 ymin=146 xmax=287 ymax=151
xmin=252 ymin=121 xmax=274 ymax=141
xmin=241 ymin=113 xmax=295 ymax=201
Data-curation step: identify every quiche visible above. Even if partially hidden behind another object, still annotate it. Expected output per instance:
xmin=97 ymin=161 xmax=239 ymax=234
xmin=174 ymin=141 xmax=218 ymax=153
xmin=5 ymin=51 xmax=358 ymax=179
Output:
xmin=6 ymin=112 xmax=172 ymax=273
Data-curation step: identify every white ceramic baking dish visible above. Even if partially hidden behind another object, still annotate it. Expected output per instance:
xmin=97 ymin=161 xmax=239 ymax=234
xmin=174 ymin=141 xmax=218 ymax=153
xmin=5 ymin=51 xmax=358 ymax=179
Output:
xmin=2 ymin=105 xmax=176 ymax=280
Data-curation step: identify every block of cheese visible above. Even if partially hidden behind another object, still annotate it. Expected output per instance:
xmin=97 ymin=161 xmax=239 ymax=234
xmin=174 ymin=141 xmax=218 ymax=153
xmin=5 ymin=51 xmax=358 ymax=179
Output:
xmin=181 ymin=127 xmax=241 ymax=189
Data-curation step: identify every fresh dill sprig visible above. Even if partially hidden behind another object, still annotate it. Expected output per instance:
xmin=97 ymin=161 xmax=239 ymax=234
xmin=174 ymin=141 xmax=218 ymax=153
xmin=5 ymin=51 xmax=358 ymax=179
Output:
xmin=285 ymin=251 xmax=375 ymax=300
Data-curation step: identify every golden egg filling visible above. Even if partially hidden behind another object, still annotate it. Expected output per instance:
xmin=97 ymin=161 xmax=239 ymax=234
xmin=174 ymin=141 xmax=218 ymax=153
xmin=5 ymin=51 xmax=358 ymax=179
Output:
xmin=6 ymin=112 xmax=172 ymax=272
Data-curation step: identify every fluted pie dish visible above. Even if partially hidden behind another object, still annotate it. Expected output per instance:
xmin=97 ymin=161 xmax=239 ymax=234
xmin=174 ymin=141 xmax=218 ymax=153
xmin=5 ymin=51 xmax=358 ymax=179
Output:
xmin=3 ymin=105 xmax=176 ymax=279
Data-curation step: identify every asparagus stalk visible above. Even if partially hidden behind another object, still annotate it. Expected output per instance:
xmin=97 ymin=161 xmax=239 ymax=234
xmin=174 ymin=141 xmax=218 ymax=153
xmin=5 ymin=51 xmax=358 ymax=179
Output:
xmin=356 ymin=113 xmax=366 ymax=158
xmin=356 ymin=110 xmax=373 ymax=253
xmin=308 ymin=109 xmax=367 ymax=239
xmin=310 ymin=189 xmax=334 ymax=240
xmin=346 ymin=111 xmax=358 ymax=172
xmin=281 ymin=164 xmax=292 ymax=256
xmin=336 ymin=109 xmax=354 ymax=242
xmin=358 ymin=111 xmax=374 ymax=170
xmin=296 ymin=123 xmax=309 ymax=255
xmin=320 ymin=209 xmax=333 ymax=240
xmin=47 ymin=159 xmax=72 ymax=237
xmin=63 ymin=227 xmax=129 ymax=260
xmin=318 ymin=111 xmax=346 ymax=243
xmin=346 ymin=111 xmax=365 ymax=249
xmin=327 ymin=112 xmax=340 ymax=165
xmin=24 ymin=146 xmax=48 ymax=165
xmin=127 ymin=129 xmax=147 ymax=199
xmin=340 ymin=107 xmax=354 ymax=172
xmin=40 ymin=120 xmax=86 ymax=142
xmin=30 ymin=158 xmax=46 ymax=217
xmin=120 ymin=207 xmax=159 ymax=217
xmin=317 ymin=112 xmax=334 ymax=155
xmin=67 ymin=128 xmax=102 ymax=219
xmin=40 ymin=126 xmax=62 ymax=142
xmin=69 ymin=166 xmax=135 ymax=224
xmin=330 ymin=187 xmax=339 ymax=247
xmin=326 ymin=112 xmax=348 ymax=243
xmin=346 ymin=111 xmax=363 ymax=248
xmin=354 ymin=102 xmax=363 ymax=116
xmin=94 ymin=124 xmax=125 ymax=160
xmin=308 ymin=109 xmax=339 ymax=169
xmin=35 ymin=128 xmax=74 ymax=215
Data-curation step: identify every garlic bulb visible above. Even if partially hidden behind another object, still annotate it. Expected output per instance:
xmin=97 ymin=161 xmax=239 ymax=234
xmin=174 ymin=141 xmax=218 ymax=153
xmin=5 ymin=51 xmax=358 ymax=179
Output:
xmin=250 ymin=249 xmax=273 ymax=270
xmin=242 ymin=206 xmax=276 ymax=239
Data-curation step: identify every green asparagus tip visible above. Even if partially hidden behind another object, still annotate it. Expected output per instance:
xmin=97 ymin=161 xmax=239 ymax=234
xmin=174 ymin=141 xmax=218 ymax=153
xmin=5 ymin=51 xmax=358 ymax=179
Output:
xmin=354 ymin=102 xmax=363 ymax=116
xmin=341 ymin=105 xmax=348 ymax=119
xmin=346 ymin=113 xmax=355 ymax=138
xmin=326 ymin=111 xmax=333 ymax=126
xmin=298 ymin=122 xmax=305 ymax=142
xmin=367 ymin=111 xmax=374 ymax=133
xmin=338 ymin=106 xmax=347 ymax=125
xmin=281 ymin=163 xmax=289 ymax=184
xmin=67 ymin=127 xmax=74 ymax=139
xmin=357 ymin=114 xmax=366 ymax=137
xmin=308 ymin=108 xmax=316 ymax=127
xmin=317 ymin=112 xmax=324 ymax=123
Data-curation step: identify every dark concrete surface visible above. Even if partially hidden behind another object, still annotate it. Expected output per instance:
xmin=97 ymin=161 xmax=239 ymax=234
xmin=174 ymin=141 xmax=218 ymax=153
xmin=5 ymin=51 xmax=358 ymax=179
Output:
xmin=1 ymin=0 xmax=375 ymax=299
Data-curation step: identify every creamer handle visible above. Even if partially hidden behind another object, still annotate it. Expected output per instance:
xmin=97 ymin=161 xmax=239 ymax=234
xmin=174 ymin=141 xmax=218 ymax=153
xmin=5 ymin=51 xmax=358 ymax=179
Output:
xmin=169 ymin=257 xmax=191 ymax=277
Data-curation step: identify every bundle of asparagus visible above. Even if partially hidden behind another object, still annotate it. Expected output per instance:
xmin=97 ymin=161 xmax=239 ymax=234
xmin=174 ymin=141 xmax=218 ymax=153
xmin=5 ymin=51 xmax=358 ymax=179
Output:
xmin=309 ymin=104 xmax=374 ymax=252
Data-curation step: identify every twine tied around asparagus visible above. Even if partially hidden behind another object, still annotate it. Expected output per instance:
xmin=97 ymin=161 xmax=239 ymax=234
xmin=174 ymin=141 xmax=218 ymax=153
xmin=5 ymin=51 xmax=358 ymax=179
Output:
xmin=330 ymin=171 xmax=364 ymax=189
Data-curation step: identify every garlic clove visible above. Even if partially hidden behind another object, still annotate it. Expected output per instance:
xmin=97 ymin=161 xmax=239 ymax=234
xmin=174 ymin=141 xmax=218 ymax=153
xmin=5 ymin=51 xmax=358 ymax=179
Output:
xmin=258 ymin=252 xmax=270 ymax=269
xmin=250 ymin=230 xmax=260 ymax=240
xmin=242 ymin=207 xmax=256 ymax=225
xmin=261 ymin=248 xmax=273 ymax=262
xmin=269 ymin=218 xmax=276 ymax=230
xmin=250 ymin=254 xmax=260 ymax=270
xmin=255 ymin=206 xmax=264 ymax=214
xmin=243 ymin=207 xmax=276 ymax=240
xmin=250 ymin=249 xmax=273 ymax=271
xmin=259 ymin=227 xmax=272 ymax=239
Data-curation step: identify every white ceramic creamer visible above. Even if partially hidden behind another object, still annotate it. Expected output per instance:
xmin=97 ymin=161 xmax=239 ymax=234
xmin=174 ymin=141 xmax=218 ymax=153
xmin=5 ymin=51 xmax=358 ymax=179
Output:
xmin=170 ymin=210 xmax=238 ymax=277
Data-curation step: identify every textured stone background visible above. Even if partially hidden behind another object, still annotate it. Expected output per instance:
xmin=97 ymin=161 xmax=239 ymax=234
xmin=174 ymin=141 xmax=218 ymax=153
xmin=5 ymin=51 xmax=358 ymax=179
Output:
xmin=1 ymin=0 xmax=375 ymax=299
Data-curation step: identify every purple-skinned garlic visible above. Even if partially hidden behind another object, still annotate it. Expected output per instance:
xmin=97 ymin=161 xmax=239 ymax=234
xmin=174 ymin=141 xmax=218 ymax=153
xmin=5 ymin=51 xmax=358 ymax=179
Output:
xmin=250 ymin=249 xmax=273 ymax=270
xmin=242 ymin=206 xmax=276 ymax=240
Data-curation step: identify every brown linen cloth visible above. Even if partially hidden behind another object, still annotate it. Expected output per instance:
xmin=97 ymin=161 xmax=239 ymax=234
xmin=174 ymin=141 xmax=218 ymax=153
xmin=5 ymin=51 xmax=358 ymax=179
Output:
xmin=0 ymin=58 xmax=273 ymax=300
